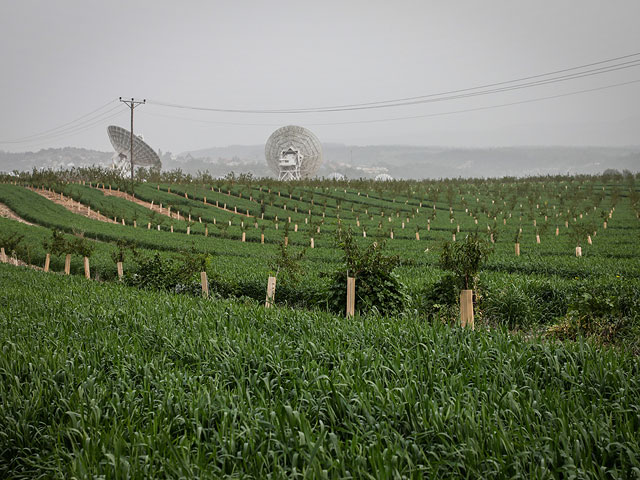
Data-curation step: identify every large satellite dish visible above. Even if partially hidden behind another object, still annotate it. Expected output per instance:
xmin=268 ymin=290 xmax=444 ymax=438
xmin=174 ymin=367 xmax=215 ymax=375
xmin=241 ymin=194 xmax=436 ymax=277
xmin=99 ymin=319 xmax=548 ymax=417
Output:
xmin=265 ymin=125 xmax=322 ymax=181
xmin=107 ymin=125 xmax=161 ymax=174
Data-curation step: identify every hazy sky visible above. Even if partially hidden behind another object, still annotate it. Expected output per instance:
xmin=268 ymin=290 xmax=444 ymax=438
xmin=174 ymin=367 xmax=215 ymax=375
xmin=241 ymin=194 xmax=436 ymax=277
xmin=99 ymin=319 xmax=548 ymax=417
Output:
xmin=1 ymin=0 xmax=639 ymax=153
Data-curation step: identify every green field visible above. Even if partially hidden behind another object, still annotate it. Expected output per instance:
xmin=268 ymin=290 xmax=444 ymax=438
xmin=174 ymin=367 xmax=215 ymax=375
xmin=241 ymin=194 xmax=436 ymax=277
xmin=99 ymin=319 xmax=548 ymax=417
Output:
xmin=2 ymin=264 xmax=639 ymax=478
xmin=0 ymin=170 xmax=639 ymax=477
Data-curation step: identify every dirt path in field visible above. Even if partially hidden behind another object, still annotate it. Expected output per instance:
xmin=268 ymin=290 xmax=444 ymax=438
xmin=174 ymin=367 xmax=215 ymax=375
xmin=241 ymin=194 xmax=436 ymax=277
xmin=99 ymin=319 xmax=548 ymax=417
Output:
xmin=96 ymin=187 xmax=185 ymax=221
xmin=2 ymin=257 xmax=43 ymax=270
xmin=163 ymin=187 xmax=255 ymax=218
xmin=29 ymin=187 xmax=117 ymax=223
xmin=97 ymin=185 xmax=254 ymax=219
xmin=0 ymin=202 xmax=35 ymax=226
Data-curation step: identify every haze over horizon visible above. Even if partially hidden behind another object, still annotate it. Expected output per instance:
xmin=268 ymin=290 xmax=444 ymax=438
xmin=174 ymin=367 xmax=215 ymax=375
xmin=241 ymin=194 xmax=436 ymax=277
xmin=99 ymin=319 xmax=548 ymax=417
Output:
xmin=1 ymin=1 xmax=639 ymax=155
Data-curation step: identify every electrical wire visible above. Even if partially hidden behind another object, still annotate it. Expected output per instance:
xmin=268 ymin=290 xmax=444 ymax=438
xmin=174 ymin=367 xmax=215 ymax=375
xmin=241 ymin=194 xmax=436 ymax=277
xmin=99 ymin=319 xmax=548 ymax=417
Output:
xmin=10 ymin=104 xmax=124 ymax=144
xmin=0 ymin=99 xmax=119 ymax=144
xmin=306 ymin=79 xmax=640 ymax=126
xmin=4 ymin=52 xmax=640 ymax=149
xmin=139 ymin=78 xmax=640 ymax=127
xmin=285 ymin=51 xmax=640 ymax=109
xmin=11 ymin=109 xmax=127 ymax=149
xmin=146 ymin=53 xmax=640 ymax=114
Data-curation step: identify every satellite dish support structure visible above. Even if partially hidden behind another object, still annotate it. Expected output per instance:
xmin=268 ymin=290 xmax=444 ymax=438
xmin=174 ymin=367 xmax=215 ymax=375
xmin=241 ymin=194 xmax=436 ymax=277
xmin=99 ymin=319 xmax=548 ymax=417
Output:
xmin=278 ymin=146 xmax=303 ymax=181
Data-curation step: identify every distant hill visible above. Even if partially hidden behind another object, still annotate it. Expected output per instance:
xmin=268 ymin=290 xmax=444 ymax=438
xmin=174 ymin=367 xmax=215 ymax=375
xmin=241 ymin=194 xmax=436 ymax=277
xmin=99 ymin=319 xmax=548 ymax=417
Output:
xmin=2 ymin=145 xmax=638 ymax=179
xmin=177 ymin=144 xmax=640 ymax=179
xmin=0 ymin=147 xmax=112 ymax=172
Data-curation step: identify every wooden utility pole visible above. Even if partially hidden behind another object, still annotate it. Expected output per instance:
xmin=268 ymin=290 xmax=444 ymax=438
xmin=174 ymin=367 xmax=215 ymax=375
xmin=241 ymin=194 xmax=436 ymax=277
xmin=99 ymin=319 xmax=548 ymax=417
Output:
xmin=119 ymin=97 xmax=146 ymax=181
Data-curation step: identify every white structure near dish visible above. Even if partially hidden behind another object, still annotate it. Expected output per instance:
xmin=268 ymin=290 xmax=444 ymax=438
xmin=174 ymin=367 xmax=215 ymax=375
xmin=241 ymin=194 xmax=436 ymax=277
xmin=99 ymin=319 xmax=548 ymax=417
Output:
xmin=107 ymin=125 xmax=161 ymax=176
xmin=265 ymin=125 xmax=322 ymax=181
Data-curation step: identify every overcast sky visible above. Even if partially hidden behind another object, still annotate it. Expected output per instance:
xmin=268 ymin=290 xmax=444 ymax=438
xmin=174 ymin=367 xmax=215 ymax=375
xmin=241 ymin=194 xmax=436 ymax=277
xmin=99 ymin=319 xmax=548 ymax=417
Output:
xmin=1 ymin=0 xmax=639 ymax=153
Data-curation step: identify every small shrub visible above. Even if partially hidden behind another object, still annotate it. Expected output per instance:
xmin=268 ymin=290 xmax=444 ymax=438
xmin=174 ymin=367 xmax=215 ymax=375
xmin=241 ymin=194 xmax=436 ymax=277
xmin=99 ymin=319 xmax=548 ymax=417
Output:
xmin=125 ymin=252 xmax=201 ymax=296
xmin=412 ymin=273 xmax=460 ymax=321
xmin=0 ymin=232 xmax=24 ymax=257
xmin=440 ymin=232 xmax=491 ymax=290
xmin=327 ymin=229 xmax=408 ymax=316
xmin=547 ymin=286 xmax=640 ymax=353
xmin=111 ymin=238 xmax=137 ymax=264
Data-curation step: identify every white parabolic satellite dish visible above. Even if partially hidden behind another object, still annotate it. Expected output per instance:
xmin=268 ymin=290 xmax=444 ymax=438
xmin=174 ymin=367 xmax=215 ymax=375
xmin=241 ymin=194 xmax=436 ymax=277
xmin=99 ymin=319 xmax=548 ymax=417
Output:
xmin=107 ymin=125 xmax=161 ymax=173
xmin=375 ymin=173 xmax=394 ymax=181
xmin=327 ymin=172 xmax=345 ymax=181
xmin=265 ymin=125 xmax=322 ymax=181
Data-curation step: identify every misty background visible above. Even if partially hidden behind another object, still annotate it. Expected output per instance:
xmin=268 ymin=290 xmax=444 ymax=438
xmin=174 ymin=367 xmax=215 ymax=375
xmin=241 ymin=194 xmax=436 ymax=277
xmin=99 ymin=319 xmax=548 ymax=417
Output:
xmin=1 ymin=1 xmax=639 ymax=178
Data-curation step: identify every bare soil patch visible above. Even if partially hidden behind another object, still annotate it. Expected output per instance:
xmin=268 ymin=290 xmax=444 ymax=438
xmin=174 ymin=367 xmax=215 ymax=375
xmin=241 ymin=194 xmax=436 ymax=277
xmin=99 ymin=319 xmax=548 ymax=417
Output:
xmin=29 ymin=188 xmax=116 ymax=223
xmin=0 ymin=202 xmax=35 ymax=226
xmin=98 ymin=186 xmax=253 ymax=219
xmin=97 ymin=187 xmax=182 ymax=220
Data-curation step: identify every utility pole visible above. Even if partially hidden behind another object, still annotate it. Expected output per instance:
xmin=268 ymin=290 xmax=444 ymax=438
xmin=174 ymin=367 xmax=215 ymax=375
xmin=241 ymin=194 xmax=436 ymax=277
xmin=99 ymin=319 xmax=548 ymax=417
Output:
xmin=119 ymin=97 xmax=145 ymax=181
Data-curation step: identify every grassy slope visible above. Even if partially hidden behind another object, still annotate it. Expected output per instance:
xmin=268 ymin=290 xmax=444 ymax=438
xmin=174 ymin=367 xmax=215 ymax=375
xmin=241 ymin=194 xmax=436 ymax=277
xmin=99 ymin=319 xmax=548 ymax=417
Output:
xmin=1 ymin=264 xmax=639 ymax=478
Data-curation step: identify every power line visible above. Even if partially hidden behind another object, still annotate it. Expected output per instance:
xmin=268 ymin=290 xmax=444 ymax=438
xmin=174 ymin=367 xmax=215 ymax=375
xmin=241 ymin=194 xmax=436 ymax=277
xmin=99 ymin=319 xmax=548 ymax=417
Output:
xmin=146 ymin=52 xmax=640 ymax=114
xmin=289 ymin=51 xmax=640 ymax=109
xmin=9 ymin=109 xmax=127 ymax=149
xmin=305 ymin=79 xmax=640 ymax=126
xmin=0 ymin=99 xmax=118 ymax=143
xmin=15 ymin=104 xmax=123 ymax=142
xmin=297 ymin=61 xmax=640 ymax=113
xmin=0 ymin=107 xmax=125 ymax=149
xmin=139 ymin=78 xmax=640 ymax=127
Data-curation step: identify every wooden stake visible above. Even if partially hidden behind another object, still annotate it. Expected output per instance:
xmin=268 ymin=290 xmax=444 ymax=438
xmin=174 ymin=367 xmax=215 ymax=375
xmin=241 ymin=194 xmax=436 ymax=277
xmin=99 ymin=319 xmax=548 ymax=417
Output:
xmin=117 ymin=261 xmax=123 ymax=280
xmin=460 ymin=289 xmax=474 ymax=329
xmin=44 ymin=253 xmax=50 ymax=272
xmin=83 ymin=257 xmax=90 ymax=279
xmin=346 ymin=276 xmax=356 ymax=317
xmin=64 ymin=254 xmax=71 ymax=275
xmin=265 ymin=276 xmax=277 ymax=307
xmin=0 ymin=247 xmax=5 ymax=263
xmin=201 ymin=271 xmax=209 ymax=298
xmin=310 ymin=237 xmax=314 ymax=248
xmin=515 ymin=243 xmax=520 ymax=256
xmin=576 ymin=246 xmax=582 ymax=257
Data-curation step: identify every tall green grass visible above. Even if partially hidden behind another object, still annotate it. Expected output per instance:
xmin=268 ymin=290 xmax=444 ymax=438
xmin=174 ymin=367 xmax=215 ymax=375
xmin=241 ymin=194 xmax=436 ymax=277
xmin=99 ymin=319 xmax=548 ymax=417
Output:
xmin=1 ymin=264 xmax=639 ymax=478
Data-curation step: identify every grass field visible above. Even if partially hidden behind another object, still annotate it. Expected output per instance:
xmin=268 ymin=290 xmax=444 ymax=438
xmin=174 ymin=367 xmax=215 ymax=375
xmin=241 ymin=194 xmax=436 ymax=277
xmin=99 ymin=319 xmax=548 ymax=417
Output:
xmin=1 ymin=264 xmax=639 ymax=478
xmin=0 ymin=170 xmax=639 ymax=477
